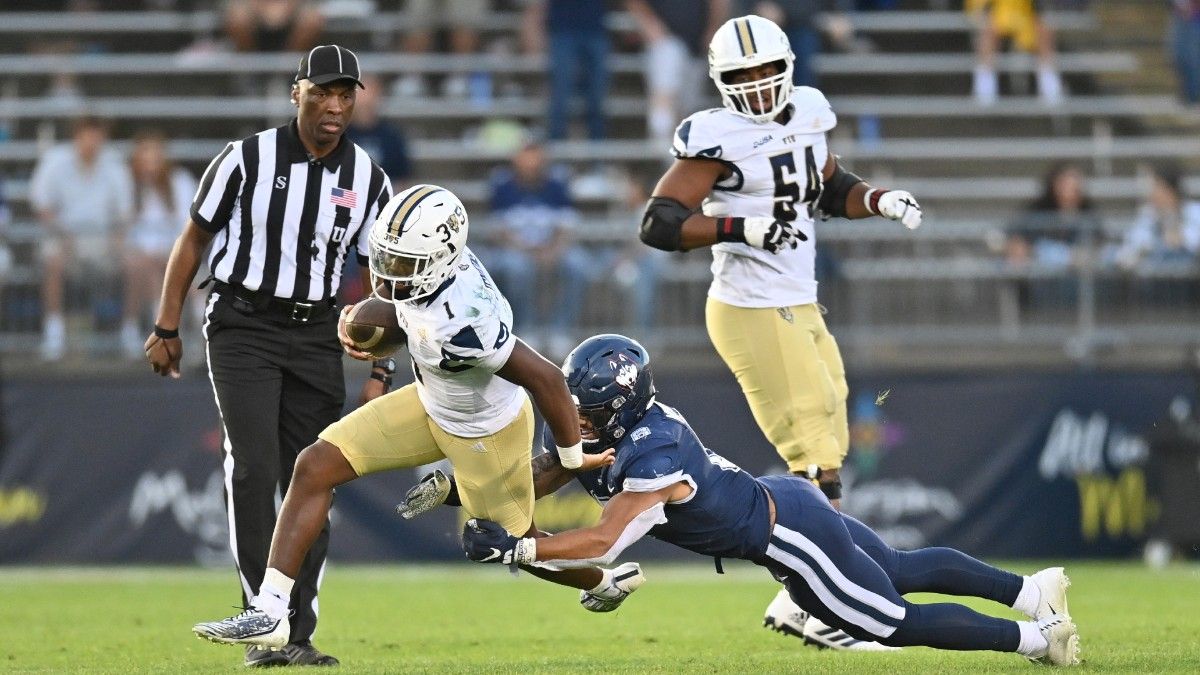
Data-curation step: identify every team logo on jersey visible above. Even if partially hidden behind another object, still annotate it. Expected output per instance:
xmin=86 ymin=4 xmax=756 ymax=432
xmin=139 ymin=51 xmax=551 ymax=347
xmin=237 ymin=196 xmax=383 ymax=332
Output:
xmin=753 ymin=135 xmax=773 ymax=148
xmin=696 ymin=145 xmax=723 ymax=159
xmin=330 ymin=186 xmax=357 ymax=208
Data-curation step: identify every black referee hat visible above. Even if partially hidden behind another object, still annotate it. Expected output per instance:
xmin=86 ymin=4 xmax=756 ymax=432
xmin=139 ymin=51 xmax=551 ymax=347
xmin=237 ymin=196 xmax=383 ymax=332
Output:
xmin=294 ymin=45 xmax=364 ymax=88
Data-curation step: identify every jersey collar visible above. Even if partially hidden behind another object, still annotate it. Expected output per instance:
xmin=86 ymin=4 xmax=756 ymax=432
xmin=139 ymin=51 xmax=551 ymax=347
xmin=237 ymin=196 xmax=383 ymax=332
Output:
xmin=415 ymin=275 xmax=457 ymax=307
xmin=282 ymin=119 xmax=350 ymax=172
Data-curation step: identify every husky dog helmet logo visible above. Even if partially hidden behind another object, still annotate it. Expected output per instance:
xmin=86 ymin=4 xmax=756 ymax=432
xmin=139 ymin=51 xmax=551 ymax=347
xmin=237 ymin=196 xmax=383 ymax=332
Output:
xmin=610 ymin=353 xmax=639 ymax=393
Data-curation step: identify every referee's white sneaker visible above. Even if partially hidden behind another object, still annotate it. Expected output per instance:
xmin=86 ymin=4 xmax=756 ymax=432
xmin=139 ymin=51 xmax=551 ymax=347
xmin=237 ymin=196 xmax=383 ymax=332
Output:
xmin=1030 ymin=566 xmax=1071 ymax=620
xmin=193 ymin=607 xmax=289 ymax=649
xmin=580 ymin=562 xmax=646 ymax=612
xmin=764 ymin=588 xmax=899 ymax=651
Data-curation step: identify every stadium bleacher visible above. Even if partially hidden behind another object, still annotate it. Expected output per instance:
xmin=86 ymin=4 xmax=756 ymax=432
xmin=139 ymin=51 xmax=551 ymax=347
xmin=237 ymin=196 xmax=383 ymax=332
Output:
xmin=0 ymin=1 xmax=1196 ymax=368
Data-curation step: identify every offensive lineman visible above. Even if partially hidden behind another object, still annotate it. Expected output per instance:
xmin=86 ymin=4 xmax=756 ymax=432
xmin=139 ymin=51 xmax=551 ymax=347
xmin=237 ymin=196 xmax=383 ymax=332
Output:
xmin=193 ymin=185 xmax=641 ymax=651
xmin=457 ymin=334 xmax=1081 ymax=667
xmin=636 ymin=14 xmax=923 ymax=647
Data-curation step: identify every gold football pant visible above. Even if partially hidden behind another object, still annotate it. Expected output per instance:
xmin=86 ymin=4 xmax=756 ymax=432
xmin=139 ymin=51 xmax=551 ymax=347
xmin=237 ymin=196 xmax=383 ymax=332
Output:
xmin=319 ymin=384 xmax=535 ymax=536
xmin=705 ymin=299 xmax=849 ymax=473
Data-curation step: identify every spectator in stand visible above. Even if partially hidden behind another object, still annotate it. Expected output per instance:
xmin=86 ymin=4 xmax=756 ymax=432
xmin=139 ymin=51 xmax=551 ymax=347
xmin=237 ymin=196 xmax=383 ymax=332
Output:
xmin=29 ymin=116 xmax=134 ymax=361
xmin=480 ymin=138 xmax=592 ymax=357
xmin=626 ymin=0 xmax=730 ymax=143
xmin=606 ymin=171 xmax=667 ymax=334
xmin=733 ymin=1 xmax=855 ymax=89
xmin=346 ymin=73 xmax=414 ymax=192
xmin=1111 ymin=164 xmax=1200 ymax=269
xmin=522 ymin=0 xmax=610 ymax=140
xmin=393 ymin=0 xmax=488 ymax=100
xmin=121 ymin=130 xmax=198 ymax=360
xmin=225 ymin=0 xmax=324 ymax=52
xmin=1170 ymin=1 xmax=1200 ymax=106
xmin=1005 ymin=162 xmax=1099 ymax=308
xmin=966 ymin=0 xmax=1063 ymax=105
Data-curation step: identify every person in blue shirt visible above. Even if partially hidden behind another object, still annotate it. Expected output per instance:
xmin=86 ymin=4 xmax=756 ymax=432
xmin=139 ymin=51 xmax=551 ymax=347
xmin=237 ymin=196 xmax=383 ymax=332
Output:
xmin=430 ymin=334 xmax=1081 ymax=666
xmin=479 ymin=139 xmax=593 ymax=356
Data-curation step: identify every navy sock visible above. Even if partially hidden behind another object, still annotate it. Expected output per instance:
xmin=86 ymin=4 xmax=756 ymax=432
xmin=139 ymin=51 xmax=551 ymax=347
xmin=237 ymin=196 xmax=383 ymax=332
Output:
xmin=887 ymin=602 xmax=1021 ymax=652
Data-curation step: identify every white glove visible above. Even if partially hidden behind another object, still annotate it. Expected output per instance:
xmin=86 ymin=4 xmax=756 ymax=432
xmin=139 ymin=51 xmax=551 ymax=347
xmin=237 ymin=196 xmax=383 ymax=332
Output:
xmin=874 ymin=190 xmax=923 ymax=230
xmin=742 ymin=216 xmax=806 ymax=253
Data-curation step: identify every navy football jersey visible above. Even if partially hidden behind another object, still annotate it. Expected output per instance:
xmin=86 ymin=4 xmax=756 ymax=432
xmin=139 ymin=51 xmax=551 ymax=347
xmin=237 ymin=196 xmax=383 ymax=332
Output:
xmin=544 ymin=401 xmax=773 ymax=560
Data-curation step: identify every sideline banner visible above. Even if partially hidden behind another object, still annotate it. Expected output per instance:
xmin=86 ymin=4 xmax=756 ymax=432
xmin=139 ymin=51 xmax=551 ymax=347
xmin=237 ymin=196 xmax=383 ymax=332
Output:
xmin=0 ymin=370 xmax=1190 ymax=563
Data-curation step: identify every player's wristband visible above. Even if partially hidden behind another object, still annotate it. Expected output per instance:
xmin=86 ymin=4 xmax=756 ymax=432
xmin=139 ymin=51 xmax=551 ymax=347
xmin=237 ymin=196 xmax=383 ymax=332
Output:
xmin=557 ymin=441 xmax=584 ymax=470
xmin=863 ymin=188 xmax=885 ymax=216
xmin=715 ymin=216 xmax=746 ymax=244
xmin=514 ymin=538 xmax=537 ymax=565
xmin=369 ymin=371 xmax=392 ymax=387
xmin=153 ymin=324 xmax=179 ymax=339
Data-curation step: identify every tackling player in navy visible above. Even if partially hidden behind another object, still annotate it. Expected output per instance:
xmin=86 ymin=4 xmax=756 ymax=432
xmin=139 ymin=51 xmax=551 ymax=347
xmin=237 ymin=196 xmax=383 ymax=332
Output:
xmin=445 ymin=334 xmax=1081 ymax=666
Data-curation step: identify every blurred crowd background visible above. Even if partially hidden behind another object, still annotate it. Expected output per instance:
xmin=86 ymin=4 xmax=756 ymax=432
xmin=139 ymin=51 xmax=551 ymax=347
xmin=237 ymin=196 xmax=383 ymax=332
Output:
xmin=0 ymin=0 xmax=1197 ymax=373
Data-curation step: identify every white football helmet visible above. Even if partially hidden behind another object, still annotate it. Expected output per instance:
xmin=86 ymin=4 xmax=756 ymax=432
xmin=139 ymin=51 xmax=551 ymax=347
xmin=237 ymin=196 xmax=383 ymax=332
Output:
xmin=368 ymin=184 xmax=468 ymax=303
xmin=708 ymin=15 xmax=795 ymax=123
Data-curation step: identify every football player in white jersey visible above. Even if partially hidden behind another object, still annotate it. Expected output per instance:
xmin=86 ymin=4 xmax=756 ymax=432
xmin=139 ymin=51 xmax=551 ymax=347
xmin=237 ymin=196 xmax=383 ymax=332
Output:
xmin=637 ymin=15 xmax=923 ymax=650
xmin=193 ymin=185 xmax=642 ymax=652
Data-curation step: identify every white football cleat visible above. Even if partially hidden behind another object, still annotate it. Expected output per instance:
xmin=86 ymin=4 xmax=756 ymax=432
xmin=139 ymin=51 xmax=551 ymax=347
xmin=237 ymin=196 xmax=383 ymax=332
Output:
xmin=580 ymin=562 xmax=645 ymax=612
xmin=1034 ymin=614 xmax=1081 ymax=666
xmin=802 ymin=616 xmax=900 ymax=652
xmin=763 ymin=588 xmax=808 ymax=638
xmin=1029 ymin=567 xmax=1071 ymax=620
xmin=193 ymin=607 xmax=289 ymax=649
xmin=764 ymin=589 xmax=898 ymax=651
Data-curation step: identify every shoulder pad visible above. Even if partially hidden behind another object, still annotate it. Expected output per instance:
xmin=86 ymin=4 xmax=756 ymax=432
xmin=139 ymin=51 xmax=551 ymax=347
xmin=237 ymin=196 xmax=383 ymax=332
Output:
xmin=790 ymin=87 xmax=837 ymax=134
xmin=672 ymin=108 xmax=730 ymax=161
xmin=619 ymin=449 xmax=684 ymax=487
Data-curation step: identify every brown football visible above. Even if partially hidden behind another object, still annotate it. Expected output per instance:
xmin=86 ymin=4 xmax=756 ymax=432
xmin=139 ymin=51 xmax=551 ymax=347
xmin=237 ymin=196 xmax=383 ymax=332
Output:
xmin=343 ymin=297 xmax=406 ymax=358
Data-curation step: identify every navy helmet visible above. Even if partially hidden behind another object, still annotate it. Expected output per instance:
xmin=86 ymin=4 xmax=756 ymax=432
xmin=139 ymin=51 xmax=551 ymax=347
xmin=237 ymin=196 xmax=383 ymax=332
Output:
xmin=561 ymin=334 xmax=656 ymax=452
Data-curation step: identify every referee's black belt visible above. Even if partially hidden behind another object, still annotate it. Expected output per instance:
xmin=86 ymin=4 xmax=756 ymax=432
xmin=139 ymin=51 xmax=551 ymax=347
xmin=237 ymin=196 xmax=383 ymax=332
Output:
xmin=211 ymin=280 xmax=335 ymax=323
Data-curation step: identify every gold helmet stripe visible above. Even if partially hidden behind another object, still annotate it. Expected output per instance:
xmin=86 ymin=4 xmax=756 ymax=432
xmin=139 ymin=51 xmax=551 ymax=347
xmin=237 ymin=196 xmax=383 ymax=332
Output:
xmin=735 ymin=18 xmax=756 ymax=58
xmin=386 ymin=184 xmax=441 ymax=237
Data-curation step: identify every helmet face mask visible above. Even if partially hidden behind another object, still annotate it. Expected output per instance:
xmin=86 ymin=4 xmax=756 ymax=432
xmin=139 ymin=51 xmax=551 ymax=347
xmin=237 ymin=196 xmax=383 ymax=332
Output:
xmin=368 ymin=184 xmax=468 ymax=303
xmin=562 ymin=334 xmax=656 ymax=452
xmin=708 ymin=15 xmax=796 ymax=124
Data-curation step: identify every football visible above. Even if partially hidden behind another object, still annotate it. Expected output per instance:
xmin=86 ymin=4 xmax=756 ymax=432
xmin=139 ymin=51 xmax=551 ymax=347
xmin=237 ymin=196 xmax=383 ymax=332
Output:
xmin=343 ymin=297 xmax=407 ymax=358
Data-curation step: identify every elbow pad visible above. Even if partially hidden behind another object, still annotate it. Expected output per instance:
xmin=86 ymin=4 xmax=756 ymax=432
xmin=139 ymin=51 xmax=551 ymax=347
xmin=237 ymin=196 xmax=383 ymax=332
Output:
xmin=640 ymin=197 xmax=695 ymax=251
xmin=817 ymin=161 xmax=866 ymax=219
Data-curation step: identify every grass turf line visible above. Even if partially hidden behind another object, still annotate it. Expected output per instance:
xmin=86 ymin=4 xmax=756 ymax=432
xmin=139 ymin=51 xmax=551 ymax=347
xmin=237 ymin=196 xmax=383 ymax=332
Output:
xmin=1 ymin=561 xmax=1198 ymax=673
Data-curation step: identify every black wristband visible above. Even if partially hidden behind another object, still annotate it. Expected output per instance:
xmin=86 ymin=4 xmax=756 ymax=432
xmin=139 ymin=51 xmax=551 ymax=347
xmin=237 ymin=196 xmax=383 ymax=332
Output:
xmin=369 ymin=371 xmax=392 ymax=387
xmin=153 ymin=324 xmax=179 ymax=339
xmin=715 ymin=216 xmax=746 ymax=244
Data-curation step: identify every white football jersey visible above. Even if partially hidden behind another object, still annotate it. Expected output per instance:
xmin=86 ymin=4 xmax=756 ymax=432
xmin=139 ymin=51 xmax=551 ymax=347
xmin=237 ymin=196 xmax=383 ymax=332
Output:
xmin=394 ymin=248 xmax=525 ymax=437
xmin=673 ymin=87 xmax=837 ymax=308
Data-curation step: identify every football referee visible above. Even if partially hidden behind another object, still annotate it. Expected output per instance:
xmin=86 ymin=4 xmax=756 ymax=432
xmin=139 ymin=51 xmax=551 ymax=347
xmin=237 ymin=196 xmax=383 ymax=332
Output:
xmin=145 ymin=45 xmax=393 ymax=668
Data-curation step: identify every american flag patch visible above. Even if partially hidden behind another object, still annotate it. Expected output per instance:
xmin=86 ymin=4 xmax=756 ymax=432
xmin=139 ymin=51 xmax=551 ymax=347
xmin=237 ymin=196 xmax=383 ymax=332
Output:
xmin=330 ymin=187 xmax=357 ymax=208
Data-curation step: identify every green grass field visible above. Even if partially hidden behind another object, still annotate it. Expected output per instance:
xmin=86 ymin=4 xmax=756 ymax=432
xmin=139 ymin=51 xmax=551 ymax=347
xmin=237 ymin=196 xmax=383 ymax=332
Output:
xmin=1 ymin=562 xmax=1198 ymax=673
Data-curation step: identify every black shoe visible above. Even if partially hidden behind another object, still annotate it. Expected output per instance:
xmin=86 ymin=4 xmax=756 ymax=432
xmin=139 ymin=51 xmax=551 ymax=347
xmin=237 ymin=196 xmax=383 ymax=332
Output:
xmin=282 ymin=640 xmax=339 ymax=666
xmin=244 ymin=645 xmax=289 ymax=668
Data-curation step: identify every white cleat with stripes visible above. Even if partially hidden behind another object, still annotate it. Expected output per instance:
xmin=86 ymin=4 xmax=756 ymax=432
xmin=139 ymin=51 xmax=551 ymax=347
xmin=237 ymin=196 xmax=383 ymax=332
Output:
xmin=763 ymin=588 xmax=899 ymax=652
xmin=802 ymin=616 xmax=900 ymax=651
xmin=1035 ymin=614 xmax=1081 ymax=666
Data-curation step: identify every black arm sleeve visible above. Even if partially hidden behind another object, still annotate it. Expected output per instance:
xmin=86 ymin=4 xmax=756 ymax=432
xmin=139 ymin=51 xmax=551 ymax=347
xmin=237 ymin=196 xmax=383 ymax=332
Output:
xmin=639 ymin=196 xmax=696 ymax=251
xmin=817 ymin=161 xmax=866 ymax=219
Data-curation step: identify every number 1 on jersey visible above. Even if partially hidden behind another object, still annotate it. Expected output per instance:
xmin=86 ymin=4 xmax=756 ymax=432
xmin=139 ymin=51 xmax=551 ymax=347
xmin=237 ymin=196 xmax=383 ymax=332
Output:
xmin=768 ymin=147 xmax=821 ymax=222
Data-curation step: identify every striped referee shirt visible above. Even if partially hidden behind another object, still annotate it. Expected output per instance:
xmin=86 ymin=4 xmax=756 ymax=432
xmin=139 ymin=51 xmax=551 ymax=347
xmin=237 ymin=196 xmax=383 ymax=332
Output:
xmin=190 ymin=119 xmax=392 ymax=302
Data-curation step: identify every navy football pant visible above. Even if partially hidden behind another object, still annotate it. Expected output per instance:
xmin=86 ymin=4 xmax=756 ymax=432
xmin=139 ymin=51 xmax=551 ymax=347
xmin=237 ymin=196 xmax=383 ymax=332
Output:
xmin=758 ymin=475 xmax=1022 ymax=652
